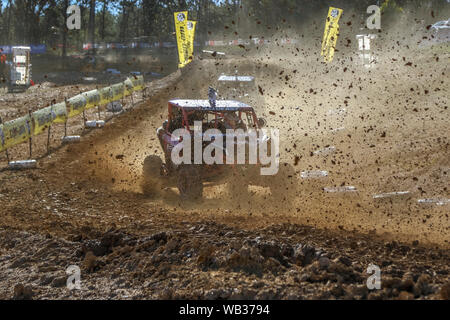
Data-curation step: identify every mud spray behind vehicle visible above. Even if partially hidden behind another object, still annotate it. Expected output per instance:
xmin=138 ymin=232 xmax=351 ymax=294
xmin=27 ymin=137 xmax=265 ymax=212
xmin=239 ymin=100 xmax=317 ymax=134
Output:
xmin=216 ymin=73 xmax=265 ymax=110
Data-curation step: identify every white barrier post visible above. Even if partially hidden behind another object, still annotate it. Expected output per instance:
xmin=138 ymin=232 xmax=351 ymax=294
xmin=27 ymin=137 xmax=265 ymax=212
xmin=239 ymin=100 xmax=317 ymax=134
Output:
xmin=62 ymin=136 xmax=80 ymax=144
xmin=9 ymin=160 xmax=37 ymax=170
xmin=85 ymin=120 xmax=105 ymax=128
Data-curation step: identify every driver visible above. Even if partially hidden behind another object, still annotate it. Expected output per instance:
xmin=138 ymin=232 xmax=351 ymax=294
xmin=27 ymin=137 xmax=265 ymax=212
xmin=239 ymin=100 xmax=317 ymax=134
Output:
xmin=223 ymin=112 xmax=246 ymax=130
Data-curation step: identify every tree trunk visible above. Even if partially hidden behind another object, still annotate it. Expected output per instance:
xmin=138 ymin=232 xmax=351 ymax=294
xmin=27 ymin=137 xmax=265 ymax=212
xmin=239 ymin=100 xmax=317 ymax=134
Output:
xmin=120 ymin=3 xmax=129 ymax=43
xmin=143 ymin=0 xmax=158 ymax=41
xmin=88 ymin=0 xmax=96 ymax=54
xmin=62 ymin=0 xmax=69 ymax=59
xmin=101 ymin=0 xmax=106 ymax=40
xmin=6 ymin=0 xmax=13 ymax=43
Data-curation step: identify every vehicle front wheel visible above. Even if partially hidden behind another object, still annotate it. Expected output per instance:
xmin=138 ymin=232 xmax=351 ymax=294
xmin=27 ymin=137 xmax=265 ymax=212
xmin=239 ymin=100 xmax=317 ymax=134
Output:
xmin=177 ymin=165 xmax=203 ymax=201
xmin=142 ymin=155 xmax=163 ymax=196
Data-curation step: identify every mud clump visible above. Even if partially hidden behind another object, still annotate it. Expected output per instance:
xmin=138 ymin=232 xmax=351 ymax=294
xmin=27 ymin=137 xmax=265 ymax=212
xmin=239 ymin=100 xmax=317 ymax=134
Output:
xmin=13 ymin=284 xmax=34 ymax=300
xmin=293 ymin=244 xmax=317 ymax=267
xmin=0 ymin=223 xmax=448 ymax=299
xmin=81 ymin=229 xmax=126 ymax=257
xmin=440 ymin=282 xmax=450 ymax=300
xmin=83 ymin=251 xmax=99 ymax=272
xmin=222 ymin=246 xmax=265 ymax=275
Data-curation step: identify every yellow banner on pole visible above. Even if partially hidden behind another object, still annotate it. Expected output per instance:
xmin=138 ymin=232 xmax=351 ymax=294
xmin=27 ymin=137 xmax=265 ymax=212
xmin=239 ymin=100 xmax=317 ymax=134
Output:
xmin=31 ymin=106 xmax=54 ymax=136
xmin=123 ymin=78 xmax=134 ymax=96
xmin=174 ymin=11 xmax=189 ymax=68
xmin=51 ymin=102 xmax=68 ymax=124
xmin=187 ymin=20 xmax=197 ymax=64
xmin=111 ymin=82 xmax=124 ymax=101
xmin=67 ymin=94 xmax=87 ymax=118
xmin=321 ymin=7 xmax=343 ymax=63
xmin=98 ymin=86 xmax=114 ymax=106
xmin=82 ymin=89 xmax=101 ymax=110
xmin=2 ymin=115 xmax=32 ymax=149
xmin=129 ymin=75 xmax=144 ymax=91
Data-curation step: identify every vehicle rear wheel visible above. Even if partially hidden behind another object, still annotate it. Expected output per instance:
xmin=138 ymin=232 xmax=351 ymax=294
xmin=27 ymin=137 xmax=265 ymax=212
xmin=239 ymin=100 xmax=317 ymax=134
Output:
xmin=227 ymin=166 xmax=249 ymax=200
xmin=177 ymin=165 xmax=203 ymax=201
xmin=142 ymin=155 xmax=163 ymax=196
xmin=268 ymin=163 xmax=297 ymax=201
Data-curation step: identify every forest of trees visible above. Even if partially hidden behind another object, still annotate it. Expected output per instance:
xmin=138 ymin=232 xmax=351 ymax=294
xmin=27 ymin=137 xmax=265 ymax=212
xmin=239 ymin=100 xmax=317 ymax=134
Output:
xmin=0 ymin=0 xmax=448 ymax=55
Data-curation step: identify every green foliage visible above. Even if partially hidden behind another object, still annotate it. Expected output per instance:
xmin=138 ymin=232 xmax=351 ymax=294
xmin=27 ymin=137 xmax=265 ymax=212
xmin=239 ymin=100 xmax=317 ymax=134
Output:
xmin=0 ymin=0 xmax=448 ymax=54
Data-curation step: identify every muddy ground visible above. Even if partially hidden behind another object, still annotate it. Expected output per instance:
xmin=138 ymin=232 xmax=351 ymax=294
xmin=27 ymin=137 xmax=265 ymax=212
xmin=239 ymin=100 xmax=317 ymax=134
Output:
xmin=0 ymin=39 xmax=448 ymax=300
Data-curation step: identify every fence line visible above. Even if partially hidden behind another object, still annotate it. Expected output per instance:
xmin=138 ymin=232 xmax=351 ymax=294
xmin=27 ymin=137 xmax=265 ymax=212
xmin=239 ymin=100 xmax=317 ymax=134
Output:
xmin=0 ymin=75 xmax=145 ymax=164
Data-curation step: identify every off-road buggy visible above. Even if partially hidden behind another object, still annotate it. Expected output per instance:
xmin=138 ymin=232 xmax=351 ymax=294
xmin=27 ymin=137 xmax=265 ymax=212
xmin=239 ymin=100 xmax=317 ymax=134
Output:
xmin=142 ymin=94 xmax=295 ymax=201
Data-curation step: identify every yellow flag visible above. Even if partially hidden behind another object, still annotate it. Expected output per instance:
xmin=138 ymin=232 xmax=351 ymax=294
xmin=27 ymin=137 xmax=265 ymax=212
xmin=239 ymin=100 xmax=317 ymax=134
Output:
xmin=187 ymin=20 xmax=197 ymax=64
xmin=174 ymin=11 xmax=189 ymax=68
xmin=321 ymin=7 xmax=343 ymax=63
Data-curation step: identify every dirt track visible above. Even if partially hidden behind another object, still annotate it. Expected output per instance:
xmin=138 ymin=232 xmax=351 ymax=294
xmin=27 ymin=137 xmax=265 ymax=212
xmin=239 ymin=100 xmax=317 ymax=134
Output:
xmin=0 ymin=44 xmax=449 ymax=299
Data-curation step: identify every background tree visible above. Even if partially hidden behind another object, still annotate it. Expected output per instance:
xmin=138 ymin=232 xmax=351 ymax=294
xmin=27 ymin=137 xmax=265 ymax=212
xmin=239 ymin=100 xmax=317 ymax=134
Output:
xmin=0 ymin=0 xmax=448 ymax=54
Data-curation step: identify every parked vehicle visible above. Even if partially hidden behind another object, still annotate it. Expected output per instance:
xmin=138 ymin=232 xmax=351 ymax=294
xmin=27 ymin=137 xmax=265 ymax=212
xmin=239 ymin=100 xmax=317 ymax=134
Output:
xmin=9 ymin=46 xmax=32 ymax=92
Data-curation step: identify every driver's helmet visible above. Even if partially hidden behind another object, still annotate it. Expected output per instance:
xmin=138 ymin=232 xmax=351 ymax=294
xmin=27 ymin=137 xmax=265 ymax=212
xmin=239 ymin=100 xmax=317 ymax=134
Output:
xmin=224 ymin=112 xmax=240 ymax=128
xmin=162 ymin=119 xmax=169 ymax=130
